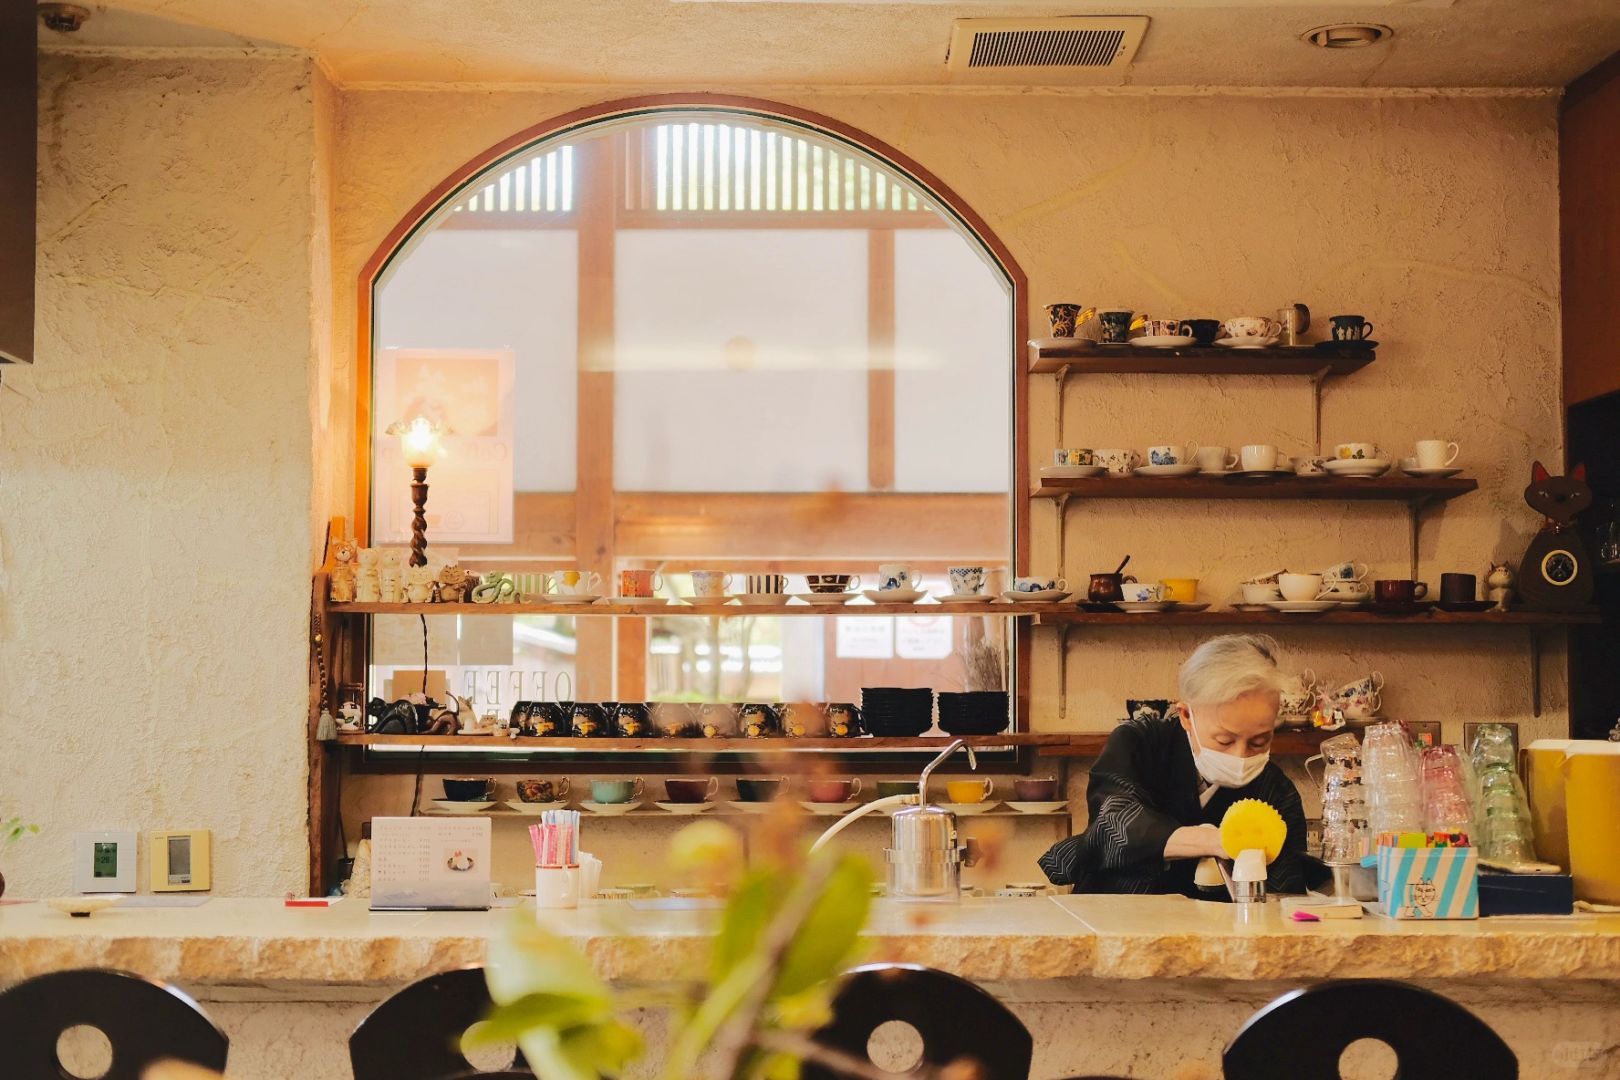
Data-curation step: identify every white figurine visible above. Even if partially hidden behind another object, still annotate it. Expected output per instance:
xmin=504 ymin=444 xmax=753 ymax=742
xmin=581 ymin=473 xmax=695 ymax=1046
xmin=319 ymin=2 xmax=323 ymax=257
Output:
xmin=355 ymin=548 xmax=381 ymax=603
xmin=328 ymin=538 xmax=358 ymax=603
xmin=404 ymin=564 xmax=435 ymax=603
xmin=1486 ymin=563 xmax=1514 ymax=612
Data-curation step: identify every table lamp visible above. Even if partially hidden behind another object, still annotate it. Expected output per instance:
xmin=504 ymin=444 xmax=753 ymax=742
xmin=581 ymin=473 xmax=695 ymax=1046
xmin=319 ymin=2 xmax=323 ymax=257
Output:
xmin=385 ymin=415 xmax=446 ymax=566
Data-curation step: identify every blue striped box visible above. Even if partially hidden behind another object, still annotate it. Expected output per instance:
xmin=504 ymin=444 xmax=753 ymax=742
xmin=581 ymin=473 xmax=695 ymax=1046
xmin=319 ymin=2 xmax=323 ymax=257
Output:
xmin=1376 ymin=844 xmax=1479 ymax=919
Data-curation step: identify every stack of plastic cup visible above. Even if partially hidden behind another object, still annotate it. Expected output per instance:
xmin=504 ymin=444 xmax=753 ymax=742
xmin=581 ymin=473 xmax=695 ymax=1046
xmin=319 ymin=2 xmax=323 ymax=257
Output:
xmin=1316 ymin=733 xmax=1370 ymax=863
xmin=1420 ymin=744 xmax=1475 ymax=835
xmin=1470 ymin=724 xmax=1535 ymax=863
xmin=1362 ymin=721 xmax=1423 ymax=838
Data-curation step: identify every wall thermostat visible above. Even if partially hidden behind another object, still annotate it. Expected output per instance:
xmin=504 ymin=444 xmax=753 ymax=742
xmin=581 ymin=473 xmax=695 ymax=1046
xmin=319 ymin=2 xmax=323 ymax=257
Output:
xmin=72 ymin=830 xmax=137 ymax=894
xmin=149 ymin=829 xmax=211 ymax=892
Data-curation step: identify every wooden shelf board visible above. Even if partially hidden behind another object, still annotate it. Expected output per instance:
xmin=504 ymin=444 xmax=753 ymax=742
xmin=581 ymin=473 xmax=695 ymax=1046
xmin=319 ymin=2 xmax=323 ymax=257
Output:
xmin=1034 ymin=609 xmax=1599 ymax=627
xmin=1037 ymin=729 xmax=1332 ymax=757
xmin=1028 ymin=340 xmax=1374 ymax=376
xmin=326 ymin=600 xmax=1069 ymax=618
xmin=1031 ymin=475 xmax=1478 ymax=502
xmin=338 ymin=733 xmax=1072 ymax=750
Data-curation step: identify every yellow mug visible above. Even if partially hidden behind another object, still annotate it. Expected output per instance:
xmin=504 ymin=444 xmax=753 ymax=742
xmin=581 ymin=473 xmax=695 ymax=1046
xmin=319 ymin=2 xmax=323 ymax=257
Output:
xmin=1161 ymin=578 xmax=1199 ymax=602
xmin=945 ymin=778 xmax=994 ymax=804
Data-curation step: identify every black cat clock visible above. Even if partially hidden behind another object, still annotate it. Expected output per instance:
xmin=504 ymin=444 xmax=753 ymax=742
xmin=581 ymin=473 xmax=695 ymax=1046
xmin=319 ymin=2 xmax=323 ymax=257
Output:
xmin=1518 ymin=461 xmax=1596 ymax=611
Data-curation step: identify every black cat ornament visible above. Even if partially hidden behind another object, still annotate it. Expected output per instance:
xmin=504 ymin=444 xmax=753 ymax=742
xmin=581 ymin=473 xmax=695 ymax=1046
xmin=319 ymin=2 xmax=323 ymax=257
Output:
xmin=1518 ymin=461 xmax=1595 ymax=611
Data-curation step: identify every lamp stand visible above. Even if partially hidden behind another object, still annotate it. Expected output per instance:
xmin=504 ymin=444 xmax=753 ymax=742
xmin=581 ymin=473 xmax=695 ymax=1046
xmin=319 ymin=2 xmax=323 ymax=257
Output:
xmin=409 ymin=466 xmax=430 ymax=567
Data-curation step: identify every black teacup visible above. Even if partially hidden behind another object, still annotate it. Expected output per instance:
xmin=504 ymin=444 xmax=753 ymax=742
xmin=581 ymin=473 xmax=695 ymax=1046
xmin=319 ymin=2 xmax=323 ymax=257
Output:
xmin=1330 ymin=314 xmax=1374 ymax=341
xmin=528 ymin=701 xmax=569 ymax=737
xmin=736 ymin=777 xmax=786 ymax=802
xmin=1098 ymin=310 xmax=1133 ymax=344
xmin=1185 ymin=319 xmax=1222 ymax=346
xmin=1440 ymin=573 xmax=1477 ymax=604
xmin=615 ymin=702 xmax=653 ymax=738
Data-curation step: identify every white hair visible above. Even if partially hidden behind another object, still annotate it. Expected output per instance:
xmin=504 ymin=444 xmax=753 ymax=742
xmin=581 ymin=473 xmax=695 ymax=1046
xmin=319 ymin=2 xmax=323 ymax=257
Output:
xmin=1177 ymin=634 xmax=1286 ymax=707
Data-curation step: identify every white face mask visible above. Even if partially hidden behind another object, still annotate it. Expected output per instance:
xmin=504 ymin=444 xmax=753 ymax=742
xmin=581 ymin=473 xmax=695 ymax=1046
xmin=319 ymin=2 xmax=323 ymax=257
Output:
xmin=1186 ymin=709 xmax=1269 ymax=788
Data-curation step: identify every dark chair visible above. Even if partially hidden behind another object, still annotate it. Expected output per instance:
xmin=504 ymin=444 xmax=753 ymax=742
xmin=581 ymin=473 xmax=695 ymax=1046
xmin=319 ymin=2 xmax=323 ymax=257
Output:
xmin=1224 ymin=979 xmax=1517 ymax=1080
xmin=350 ymin=966 xmax=533 ymax=1080
xmin=804 ymin=964 xmax=1033 ymax=1080
xmin=0 ymin=968 xmax=228 ymax=1080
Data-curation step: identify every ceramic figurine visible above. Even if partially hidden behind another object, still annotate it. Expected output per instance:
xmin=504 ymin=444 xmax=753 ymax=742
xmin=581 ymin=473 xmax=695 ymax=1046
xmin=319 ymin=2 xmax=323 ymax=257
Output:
xmin=437 ymin=564 xmax=474 ymax=603
xmin=328 ymin=538 xmax=358 ymax=603
xmin=1517 ymin=462 xmax=1596 ymax=611
xmin=404 ymin=564 xmax=435 ymax=604
xmin=1486 ymin=562 xmax=1514 ymax=612
xmin=337 ymin=701 xmax=363 ymax=732
xmin=424 ymin=695 xmax=461 ymax=736
xmin=471 ymin=574 xmax=516 ymax=604
xmin=355 ymin=548 xmax=381 ymax=603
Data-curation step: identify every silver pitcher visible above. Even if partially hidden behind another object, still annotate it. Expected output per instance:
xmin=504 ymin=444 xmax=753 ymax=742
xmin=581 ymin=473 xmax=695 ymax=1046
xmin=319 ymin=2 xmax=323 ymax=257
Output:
xmin=886 ymin=739 xmax=979 ymax=902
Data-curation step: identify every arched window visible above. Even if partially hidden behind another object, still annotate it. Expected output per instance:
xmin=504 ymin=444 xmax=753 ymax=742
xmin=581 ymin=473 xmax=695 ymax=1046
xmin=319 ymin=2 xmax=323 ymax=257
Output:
xmin=361 ymin=101 xmax=1024 ymax=716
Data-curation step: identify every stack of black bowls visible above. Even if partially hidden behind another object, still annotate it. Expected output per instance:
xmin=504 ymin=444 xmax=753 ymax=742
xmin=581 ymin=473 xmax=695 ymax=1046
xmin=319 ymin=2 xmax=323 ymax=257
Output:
xmin=936 ymin=691 xmax=1010 ymax=736
xmin=859 ymin=687 xmax=934 ymax=736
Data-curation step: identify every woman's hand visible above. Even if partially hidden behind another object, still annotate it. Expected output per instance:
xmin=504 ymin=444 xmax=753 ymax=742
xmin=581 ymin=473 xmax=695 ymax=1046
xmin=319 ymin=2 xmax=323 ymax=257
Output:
xmin=1164 ymin=823 xmax=1228 ymax=860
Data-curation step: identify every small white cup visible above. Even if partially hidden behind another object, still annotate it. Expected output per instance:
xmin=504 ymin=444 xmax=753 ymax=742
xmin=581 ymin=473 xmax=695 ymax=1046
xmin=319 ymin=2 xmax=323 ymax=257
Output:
xmin=690 ymin=570 xmax=733 ymax=597
xmin=877 ymin=563 xmax=922 ymax=592
xmin=535 ymin=865 xmax=580 ymax=910
xmin=1415 ymin=439 xmax=1460 ymax=469
xmin=555 ymin=570 xmax=601 ymax=596
xmin=1196 ymin=445 xmax=1239 ymax=473
xmin=1240 ymin=444 xmax=1279 ymax=471
xmin=1278 ymin=572 xmax=1324 ymax=602
xmin=1242 ymin=582 xmax=1283 ymax=604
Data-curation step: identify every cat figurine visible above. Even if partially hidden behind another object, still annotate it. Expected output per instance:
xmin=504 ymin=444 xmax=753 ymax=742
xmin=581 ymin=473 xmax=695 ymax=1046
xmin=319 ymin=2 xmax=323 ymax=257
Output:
xmin=328 ymin=537 xmax=358 ymax=603
xmin=1485 ymin=563 xmax=1514 ymax=612
xmin=1518 ymin=461 xmax=1595 ymax=611
xmin=355 ymin=548 xmax=381 ymax=603
xmin=403 ymin=564 xmax=435 ymax=604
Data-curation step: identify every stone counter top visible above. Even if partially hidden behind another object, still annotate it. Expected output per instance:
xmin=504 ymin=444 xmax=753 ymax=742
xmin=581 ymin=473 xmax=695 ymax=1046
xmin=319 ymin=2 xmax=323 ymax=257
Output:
xmin=2 ymin=896 xmax=1617 ymax=988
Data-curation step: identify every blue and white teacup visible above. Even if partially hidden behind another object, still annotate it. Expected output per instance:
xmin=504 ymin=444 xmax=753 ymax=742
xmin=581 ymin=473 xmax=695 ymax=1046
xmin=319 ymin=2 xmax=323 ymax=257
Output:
xmin=877 ymin=563 xmax=922 ymax=592
xmin=948 ymin=566 xmax=986 ymax=596
xmin=1121 ymin=581 xmax=1166 ymax=603
xmin=1322 ymin=561 xmax=1369 ymax=583
xmin=1012 ymin=576 xmax=1067 ymax=594
xmin=1147 ymin=444 xmax=1191 ymax=466
xmin=1334 ymin=672 xmax=1385 ymax=700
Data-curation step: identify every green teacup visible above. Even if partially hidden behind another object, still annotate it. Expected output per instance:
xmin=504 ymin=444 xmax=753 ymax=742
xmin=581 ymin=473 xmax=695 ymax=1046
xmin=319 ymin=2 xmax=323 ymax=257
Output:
xmin=590 ymin=778 xmax=644 ymax=804
xmin=876 ymin=780 xmax=919 ymax=800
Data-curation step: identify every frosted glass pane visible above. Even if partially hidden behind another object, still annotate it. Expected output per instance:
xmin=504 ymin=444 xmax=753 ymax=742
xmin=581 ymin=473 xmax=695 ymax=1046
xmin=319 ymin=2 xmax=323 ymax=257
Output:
xmin=893 ymin=231 xmax=1011 ymax=493
xmin=614 ymin=230 xmax=868 ymax=492
xmin=376 ymin=229 xmax=578 ymax=492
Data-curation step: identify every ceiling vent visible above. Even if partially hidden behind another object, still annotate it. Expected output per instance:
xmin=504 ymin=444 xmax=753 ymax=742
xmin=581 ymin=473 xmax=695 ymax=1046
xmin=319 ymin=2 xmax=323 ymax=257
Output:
xmin=946 ymin=17 xmax=1149 ymax=84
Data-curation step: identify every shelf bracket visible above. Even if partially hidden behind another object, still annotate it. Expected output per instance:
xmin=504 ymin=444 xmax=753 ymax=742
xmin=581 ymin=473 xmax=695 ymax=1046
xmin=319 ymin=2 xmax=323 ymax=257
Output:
xmin=1309 ymin=366 xmax=1332 ymax=457
xmin=1406 ymin=496 xmax=1433 ymax=582
xmin=1057 ymin=623 xmax=1075 ymax=721
xmin=1054 ymin=493 xmax=1072 ymax=581
xmin=1054 ymin=363 xmax=1072 ymax=447
xmin=1529 ymin=626 xmax=1543 ymax=718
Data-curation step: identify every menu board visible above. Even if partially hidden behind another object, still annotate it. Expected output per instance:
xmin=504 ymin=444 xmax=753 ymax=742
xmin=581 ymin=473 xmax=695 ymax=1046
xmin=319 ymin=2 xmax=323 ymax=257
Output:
xmin=370 ymin=817 xmax=492 ymax=911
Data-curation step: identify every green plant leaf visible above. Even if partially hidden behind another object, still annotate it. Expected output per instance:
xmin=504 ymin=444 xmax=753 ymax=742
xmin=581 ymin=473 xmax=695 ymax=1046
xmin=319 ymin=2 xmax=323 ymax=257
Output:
xmin=710 ymin=870 xmax=787 ymax=984
xmin=485 ymin=915 xmax=611 ymax=1007
xmin=463 ymin=993 xmax=608 ymax=1047
xmin=760 ymin=1049 xmax=803 ymax=1080
xmin=772 ymin=855 xmax=873 ymax=998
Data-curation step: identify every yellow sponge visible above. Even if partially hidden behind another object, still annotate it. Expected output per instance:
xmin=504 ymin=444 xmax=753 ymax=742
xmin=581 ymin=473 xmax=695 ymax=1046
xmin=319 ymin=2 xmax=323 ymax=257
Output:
xmin=1219 ymin=798 xmax=1287 ymax=863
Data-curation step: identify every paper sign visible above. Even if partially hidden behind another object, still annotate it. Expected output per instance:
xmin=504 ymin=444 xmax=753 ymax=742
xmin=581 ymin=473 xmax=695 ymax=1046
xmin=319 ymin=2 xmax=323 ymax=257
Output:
xmin=370 ymin=817 xmax=492 ymax=911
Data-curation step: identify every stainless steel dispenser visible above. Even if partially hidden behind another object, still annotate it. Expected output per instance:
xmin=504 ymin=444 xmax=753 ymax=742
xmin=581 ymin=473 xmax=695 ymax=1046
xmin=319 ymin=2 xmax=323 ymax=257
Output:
xmin=886 ymin=738 xmax=978 ymax=902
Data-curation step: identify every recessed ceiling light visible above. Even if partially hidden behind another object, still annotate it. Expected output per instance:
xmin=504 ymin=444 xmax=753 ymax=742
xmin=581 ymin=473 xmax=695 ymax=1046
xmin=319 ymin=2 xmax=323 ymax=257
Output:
xmin=1301 ymin=23 xmax=1393 ymax=49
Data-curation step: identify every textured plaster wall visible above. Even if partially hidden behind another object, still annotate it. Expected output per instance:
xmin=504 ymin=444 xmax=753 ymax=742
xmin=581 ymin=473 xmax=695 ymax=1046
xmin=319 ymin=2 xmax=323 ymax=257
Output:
xmin=0 ymin=56 xmax=319 ymax=897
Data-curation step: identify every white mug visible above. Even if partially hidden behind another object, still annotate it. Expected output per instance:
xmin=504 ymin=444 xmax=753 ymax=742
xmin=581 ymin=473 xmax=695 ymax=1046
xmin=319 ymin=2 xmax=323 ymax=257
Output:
xmin=690 ymin=570 xmax=733 ymax=597
xmin=1196 ymin=445 xmax=1239 ymax=473
xmin=535 ymin=865 xmax=580 ymax=910
xmin=877 ymin=563 xmax=922 ymax=592
xmin=554 ymin=570 xmax=601 ymax=596
xmin=1415 ymin=439 xmax=1460 ymax=469
xmin=1240 ymin=444 xmax=1280 ymax=471
xmin=1278 ymin=572 xmax=1324 ymax=602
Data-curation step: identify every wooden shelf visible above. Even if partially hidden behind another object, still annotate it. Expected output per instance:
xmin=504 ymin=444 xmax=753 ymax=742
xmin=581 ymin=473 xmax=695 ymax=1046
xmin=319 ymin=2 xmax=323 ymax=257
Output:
xmin=1032 ymin=475 xmax=1477 ymax=503
xmin=1034 ymin=608 xmax=1600 ymax=627
xmin=326 ymin=600 xmax=1067 ymax=618
xmin=1036 ymin=729 xmax=1332 ymax=757
xmin=338 ymin=733 xmax=1074 ymax=750
xmin=1028 ymin=339 xmax=1375 ymax=376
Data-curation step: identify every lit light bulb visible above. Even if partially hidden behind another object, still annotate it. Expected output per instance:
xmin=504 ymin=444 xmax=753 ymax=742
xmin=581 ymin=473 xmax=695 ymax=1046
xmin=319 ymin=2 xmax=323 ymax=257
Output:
xmin=386 ymin=415 xmax=446 ymax=470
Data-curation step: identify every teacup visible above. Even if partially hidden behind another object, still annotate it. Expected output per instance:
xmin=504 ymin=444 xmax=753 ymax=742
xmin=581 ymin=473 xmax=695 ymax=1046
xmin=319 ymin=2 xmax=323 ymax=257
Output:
xmin=1098 ymin=309 xmax=1134 ymax=344
xmin=618 ymin=569 xmax=664 ymax=598
xmin=1342 ymin=692 xmax=1382 ymax=722
xmin=945 ymin=778 xmax=995 ymax=804
xmin=780 ymin=702 xmax=828 ymax=738
xmin=807 ymin=777 xmax=863 ymax=804
xmin=590 ymin=778 xmax=644 ymax=804
xmin=1186 ymin=319 xmax=1222 ymax=345
xmin=1014 ymin=575 xmax=1066 ymax=594
xmin=877 ymin=563 xmax=922 ymax=592
xmin=443 ymin=777 xmax=493 ymax=801
xmin=1121 ymin=581 xmax=1166 ymax=603
xmin=1440 ymin=572 xmax=1477 ymax=604
xmin=555 ymin=570 xmax=602 ymax=596
xmin=650 ymin=702 xmax=697 ymax=738
xmin=1240 ymin=444 xmax=1281 ymax=471
xmin=1013 ymin=777 xmax=1059 ymax=801
xmin=1278 ymin=572 xmax=1324 ymax=602
xmin=1241 ymin=582 xmax=1283 ymax=605
xmin=743 ymin=573 xmax=787 ymax=595
xmin=1322 ymin=561 xmax=1369 ymax=583
xmin=614 ymin=702 xmax=652 ymax=738
xmin=1242 ymin=568 xmax=1286 ymax=586
xmin=690 ymin=570 xmax=733 ymax=597
xmin=1374 ymin=579 xmax=1428 ymax=604
xmin=1295 ymin=456 xmax=1329 ymax=477
xmin=1044 ymin=303 xmax=1093 ymax=338
xmin=947 ymin=566 xmax=986 ymax=595
xmin=1335 ymin=672 xmax=1385 ymax=699
xmin=1053 ymin=448 xmax=1095 ymax=467
xmin=1335 ymin=442 xmax=1380 ymax=461
xmin=664 ymin=777 xmax=719 ymax=804
xmin=1330 ymin=314 xmax=1374 ymax=341
xmin=698 ymin=702 xmax=740 ymax=738
xmin=1399 ymin=456 xmax=1420 ymax=473
xmin=1195 ymin=445 xmax=1238 ymax=473
xmin=1095 ymin=448 xmax=1140 ymax=476
xmin=513 ymin=572 xmax=553 ymax=601
xmin=1147 ymin=444 xmax=1191 ymax=466
xmin=1279 ymin=670 xmax=1319 ymax=716
xmin=1415 ymin=439 xmax=1460 ymax=469
xmin=736 ymin=776 xmax=787 ymax=802
xmin=806 ymin=573 xmax=860 ymax=594
xmin=516 ymin=778 xmax=571 ymax=803
xmin=876 ymin=780 xmax=919 ymax=799
xmin=1224 ymin=316 xmax=1281 ymax=340
xmin=1141 ymin=318 xmax=1192 ymax=338
xmin=1088 ymin=572 xmax=1130 ymax=602
xmin=1160 ymin=577 xmax=1199 ymax=602
xmin=1320 ymin=579 xmax=1371 ymax=599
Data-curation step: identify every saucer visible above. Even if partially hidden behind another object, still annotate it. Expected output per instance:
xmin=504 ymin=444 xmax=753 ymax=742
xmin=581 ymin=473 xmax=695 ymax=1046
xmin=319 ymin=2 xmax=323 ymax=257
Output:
xmin=933 ymin=591 xmax=991 ymax=604
xmin=728 ymin=800 xmax=792 ymax=814
xmin=799 ymin=800 xmax=861 ymax=816
xmin=1079 ymin=601 xmax=1122 ymax=612
xmin=429 ymin=800 xmax=495 ymax=814
xmin=1001 ymin=589 xmax=1072 ymax=603
xmin=1116 ymin=600 xmax=1176 ymax=612
xmin=1437 ymin=599 xmax=1496 ymax=613
xmin=1234 ymin=469 xmax=1291 ymax=479
xmin=863 ymin=588 xmax=926 ymax=604
xmin=1371 ymin=601 xmax=1436 ymax=616
xmin=1320 ymin=595 xmax=1370 ymax=606
xmin=505 ymin=801 xmax=569 ymax=815
xmin=46 ymin=896 xmax=121 ymax=918
xmin=547 ymin=594 xmax=604 ymax=605
xmin=1294 ymin=469 xmax=1331 ymax=480
xmin=1005 ymin=801 xmax=1069 ymax=815
xmin=1175 ymin=601 xmax=1211 ymax=612
xmin=683 ymin=594 xmax=733 ymax=605
xmin=1040 ymin=464 xmax=1107 ymax=479
xmin=1316 ymin=339 xmax=1378 ymax=350
xmin=655 ymin=801 xmax=715 ymax=814
xmin=1198 ymin=467 xmax=1237 ymax=476
xmin=793 ymin=592 xmax=854 ymax=605
xmin=1230 ymin=603 xmax=1275 ymax=612
xmin=1323 ymin=459 xmax=1390 ymax=477
xmin=608 ymin=596 xmax=665 ymax=606
xmin=1215 ymin=336 xmax=1280 ymax=349
xmin=1265 ymin=600 xmax=1339 ymax=613
xmin=943 ymin=801 xmax=1002 ymax=815
xmin=1135 ymin=334 xmax=1195 ymax=348
xmin=1402 ymin=466 xmax=1464 ymax=478
xmin=580 ymin=801 xmax=643 ymax=815
xmin=1135 ymin=463 xmax=1200 ymax=478
xmin=731 ymin=593 xmax=793 ymax=608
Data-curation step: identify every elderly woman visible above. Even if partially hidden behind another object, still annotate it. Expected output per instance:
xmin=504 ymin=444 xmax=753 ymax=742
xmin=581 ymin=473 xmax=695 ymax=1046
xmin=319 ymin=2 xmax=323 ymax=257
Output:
xmin=1038 ymin=634 xmax=1307 ymax=896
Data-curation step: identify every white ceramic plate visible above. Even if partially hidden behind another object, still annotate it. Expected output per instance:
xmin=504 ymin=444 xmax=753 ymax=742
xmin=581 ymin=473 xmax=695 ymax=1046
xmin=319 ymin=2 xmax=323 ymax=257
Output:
xmin=943 ymin=801 xmax=1002 ymax=815
xmin=1175 ymin=601 xmax=1212 ymax=612
xmin=46 ymin=896 xmax=121 ymax=918
xmin=792 ymin=592 xmax=854 ymax=605
xmin=429 ymin=800 xmax=496 ymax=814
xmin=862 ymin=589 xmax=927 ymax=604
xmin=505 ymin=800 xmax=569 ymax=815
xmin=1323 ymin=458 xmax=1391 ymax=473
xmin=799 ymin=800 xmax=862 ymax=816
xmin=682 ymin=594 xmax=733 ymax=605
xmin=546 ymin=594 xmax=604 ymax=605
xmin=1233 ymin=469 xmax=1292 ymax=479
xmin=580 ymin=801 xmax=643 ymax=815
xmin=1403 ymin=466 xmax=1464 ymax=478
xmin=1134 ymin=334 xmax=1196 ymax=347
xmin=933 ymin=592 xmax=993 ymax=604
xmin=1039 ymin=464 xmax=1107 ymax=479
xmin=731 ymin=593 xmax=793 ymax=608
xmin=1214 ymin=336 xmax=1280 ymax=349
xmin=654 ymin=801 xmax=715 ymax=814
xmin=607 ymin=596 xmax=665 ymax=606
xmin=1135 ymin=463 xmax=1200 ymax=477
xmin=1006 ymin=801 xmax=1070 ymax=815
xmin=1000 ymin=589 xmax=1072 ymax=603
xmin=727 ymin=800 xmax=793 ymax=814
xmin=1264 ymin=600 xmax=1340 ymax=613
xmin=1230 ymin=603 xmax=1276 ymax=612
xmin=1116 ymin=600 xmax=1176 ymax=612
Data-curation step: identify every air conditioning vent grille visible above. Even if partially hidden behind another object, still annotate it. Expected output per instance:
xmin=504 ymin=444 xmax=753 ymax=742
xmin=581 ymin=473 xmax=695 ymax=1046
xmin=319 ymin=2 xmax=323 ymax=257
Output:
xmin=967 ymin=28 xmax=1125 ymax=69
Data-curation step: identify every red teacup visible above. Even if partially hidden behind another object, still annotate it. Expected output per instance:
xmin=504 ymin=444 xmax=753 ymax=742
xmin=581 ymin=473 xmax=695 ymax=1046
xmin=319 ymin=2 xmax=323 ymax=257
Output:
xmin=1374 ymin=579 xmax=1429 ymax=605
xmin=1013 ymin=777 xmax=1058 ymax=801
xmin=664 ymin=777 xmax=719 ymax=803
xmin=806 ymin=777 xmax=863 ymax=803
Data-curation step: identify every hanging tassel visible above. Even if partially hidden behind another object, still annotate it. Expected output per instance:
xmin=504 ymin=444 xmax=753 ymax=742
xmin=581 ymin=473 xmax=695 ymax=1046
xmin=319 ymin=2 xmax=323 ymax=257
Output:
xmin=316 ymin=709 xmax=338 ymax=742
